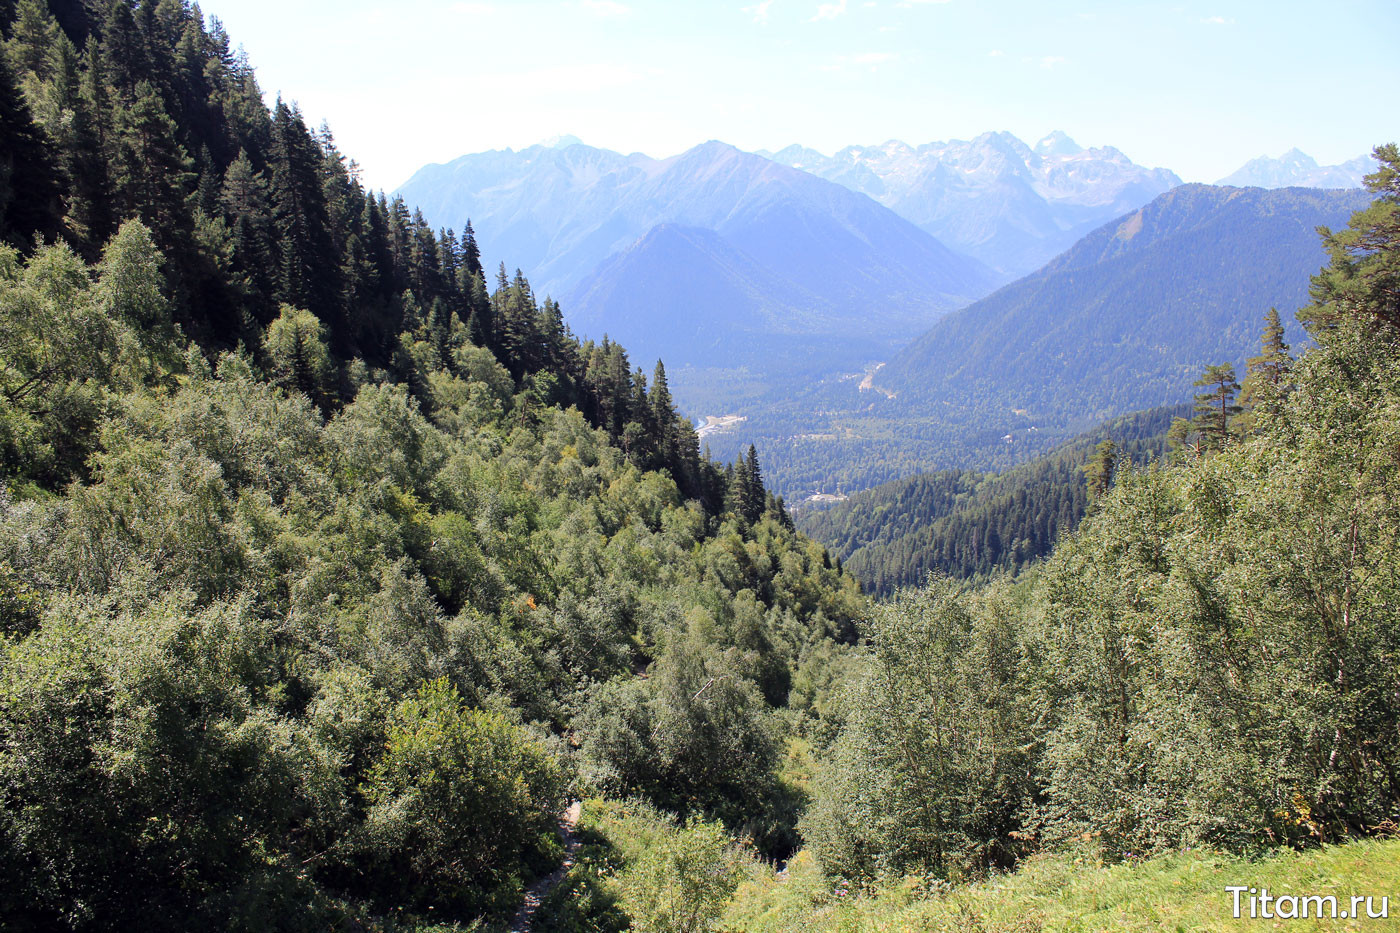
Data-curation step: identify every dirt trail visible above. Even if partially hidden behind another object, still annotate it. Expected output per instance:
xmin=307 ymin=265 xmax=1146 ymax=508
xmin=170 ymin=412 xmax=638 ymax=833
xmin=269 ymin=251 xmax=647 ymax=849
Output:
xmin=509 ymin=800 xmax=583 ymax=932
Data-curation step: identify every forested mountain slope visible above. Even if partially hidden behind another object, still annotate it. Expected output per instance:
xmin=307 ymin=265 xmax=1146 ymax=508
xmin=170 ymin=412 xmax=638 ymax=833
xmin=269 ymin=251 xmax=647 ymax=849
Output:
xmin=0 ymin=3 xmax=864 ymax=930
xmin=796 ymin=404 xmax=1186 ymax=595
xmin=786 ymin=150 xmax=1400 ymax=906
xmin=878 ymin=184 xmax=1370 ymax=416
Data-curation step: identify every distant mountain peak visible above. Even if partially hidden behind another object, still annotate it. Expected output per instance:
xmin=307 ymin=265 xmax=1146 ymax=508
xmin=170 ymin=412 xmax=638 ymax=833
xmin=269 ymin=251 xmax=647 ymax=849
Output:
xmin=540 ymin=134 xmax=584 ymax=149
xmin=692 ymin=139 xmax=742 ymax=156
xmin=1035 ymin=130 xmax=1083 ymax=157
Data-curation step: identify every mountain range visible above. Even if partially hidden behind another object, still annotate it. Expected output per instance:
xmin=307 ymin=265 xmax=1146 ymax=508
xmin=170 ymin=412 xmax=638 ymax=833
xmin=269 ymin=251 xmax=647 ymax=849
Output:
xmin=396 ymin=140 xmax=997 ymax=371
xmin=1216 ymin=149 xmax=1377 ymax=189
xmin=760 ymin=130 xmax=1182 ymax=277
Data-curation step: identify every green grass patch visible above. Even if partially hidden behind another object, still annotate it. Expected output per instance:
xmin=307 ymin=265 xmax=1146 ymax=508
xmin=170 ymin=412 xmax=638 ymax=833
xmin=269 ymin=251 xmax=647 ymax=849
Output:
xmin=722 ymin=839 xmax=1400 ymax=932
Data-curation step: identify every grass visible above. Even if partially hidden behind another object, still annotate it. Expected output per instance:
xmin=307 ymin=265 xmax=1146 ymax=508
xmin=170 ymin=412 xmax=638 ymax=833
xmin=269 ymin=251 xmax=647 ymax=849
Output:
xmin=531 ymin=801 xmax=1400 ymax=932
xmin=720 ymin=839 xmax=1400 ymax=932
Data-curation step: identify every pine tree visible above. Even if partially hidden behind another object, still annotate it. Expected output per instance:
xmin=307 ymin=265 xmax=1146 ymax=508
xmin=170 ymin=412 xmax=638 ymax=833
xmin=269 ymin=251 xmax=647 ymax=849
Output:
xmin=1302 ymin=143 xmax=1400 ymax=335
xmin=1190 ymin=363 xmax=1241 ymax=451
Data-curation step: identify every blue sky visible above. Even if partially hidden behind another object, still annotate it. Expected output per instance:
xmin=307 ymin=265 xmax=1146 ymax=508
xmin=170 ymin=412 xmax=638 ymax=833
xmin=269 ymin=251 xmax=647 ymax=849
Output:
xmin=208 ymin=0 xmax=1398 ymax=191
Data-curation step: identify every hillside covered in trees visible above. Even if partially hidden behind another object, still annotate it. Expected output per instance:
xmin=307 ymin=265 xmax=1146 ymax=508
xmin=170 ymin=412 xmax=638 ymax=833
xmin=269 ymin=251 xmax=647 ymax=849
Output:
xmin=2 ymin=1 xmax=1398 ymax=931
xmin=800 ymin=144 xmax=1400 ymax=882
xmin=0 ymin=2 xmax=863 ymax=929
xmin=540 ymin=148 xmax=1400 ymax=933
xmin=796 ymin=404 xmax=1186 ymax=595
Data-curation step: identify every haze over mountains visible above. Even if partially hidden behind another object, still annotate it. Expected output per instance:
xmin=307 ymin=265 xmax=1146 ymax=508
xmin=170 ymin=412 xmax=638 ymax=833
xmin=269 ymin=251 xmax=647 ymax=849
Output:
xmin=397 ymin=139 xmax=996 ymax=371
xmin=761 ymin=131 xmax=1182 ymax=276
xmin=396 ymin=134 xmax=1372 ymax=386
xmin=1217 ymin=149 xmax=1378 ymax=189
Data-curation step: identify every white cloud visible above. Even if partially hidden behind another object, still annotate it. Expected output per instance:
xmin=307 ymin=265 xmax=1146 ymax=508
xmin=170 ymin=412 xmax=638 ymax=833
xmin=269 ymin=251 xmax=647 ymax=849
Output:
xmin=894 ymin=0 xmax=951 ymax=6
xmin=810 ymin=0 xmax=847 ymax=21
xmin=988 ymin=48 xmax=1003 ymax=57
xmin=451 ymin=2 xmax=496 ymax=13
xmin=851 ymin=51 xmax=896 ymax=64
xmin=1040 ymin=56 xmax=1066 ymax=68
xmin=1201 ymin=15 xmax=1234 ymax=24
xmin=581 ymin=0 xmax=630 ymax=16
xmin=743 ymin=0 xmax=775 ymax=23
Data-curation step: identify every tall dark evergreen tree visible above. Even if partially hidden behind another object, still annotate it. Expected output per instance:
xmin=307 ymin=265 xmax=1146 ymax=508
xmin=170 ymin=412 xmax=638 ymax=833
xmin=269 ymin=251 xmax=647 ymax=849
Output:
xmin=111 ymin=79 xmax=193 ymax=243
xmin=267 ymin=99 xmax=340 ymax=338
xmin=742 ymin=444 xmax=766 ymax=522
xmin=1081 ymin=438 xmax=1118 ymax=500
xmin=98 ymin=0 xmax=147 ymax=100
xmin=1239 ymin=307 xmax=1292 ymax=416
xmin=1191 ymin=363 xmax=1242 ymax=450
xmin=0 ymin=54 xmax=60 ymax=246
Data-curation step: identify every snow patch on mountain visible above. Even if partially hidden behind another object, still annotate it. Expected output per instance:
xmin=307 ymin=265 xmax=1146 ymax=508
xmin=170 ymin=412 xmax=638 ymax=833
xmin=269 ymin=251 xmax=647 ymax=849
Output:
xmin=761 ymin=131 xmax=1181 ymax=276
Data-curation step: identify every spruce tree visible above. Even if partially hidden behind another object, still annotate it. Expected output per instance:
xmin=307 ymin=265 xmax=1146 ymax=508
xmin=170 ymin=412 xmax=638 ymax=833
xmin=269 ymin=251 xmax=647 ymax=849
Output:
xmin=650 ymin=360 xmax=677 ymax=471
xmin=725 ymin=457 xmax=750 ymax=518
xmin=267 ymin=99 xmax=338 ymax=332
xmin=461 ymin=219 xmax=482 ymax=278
xmin=743 ymin=444 xmax=766 ymax=522
xmin=99 ymin=0 xmax=148 ymax=100
xmin=0 ymin=54 xmax=60 ymax=246
xmin=49 ymin=32 xmax=113 ymax=249
xmin=1238 ymin=307 xmax=1292 ymax=426
xmin=1081 ymin=438 xmax=1118 ymax=500
xmin=112 ymin=79 xmax=194 ymax=241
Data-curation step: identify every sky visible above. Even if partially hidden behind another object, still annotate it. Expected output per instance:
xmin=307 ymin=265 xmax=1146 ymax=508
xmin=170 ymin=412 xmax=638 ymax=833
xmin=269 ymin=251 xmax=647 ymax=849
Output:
xmin=206 ymin=0 xmax=1399 ymax=192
